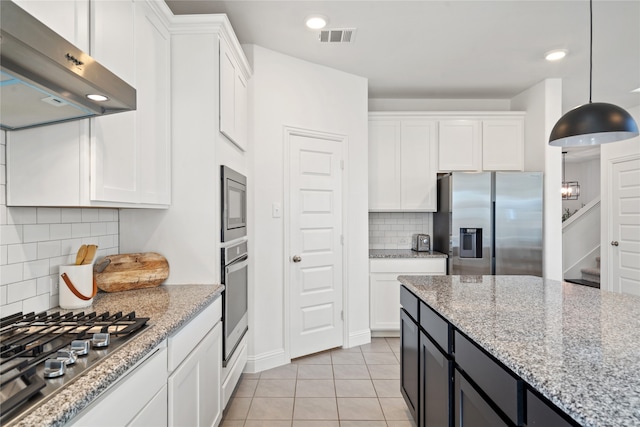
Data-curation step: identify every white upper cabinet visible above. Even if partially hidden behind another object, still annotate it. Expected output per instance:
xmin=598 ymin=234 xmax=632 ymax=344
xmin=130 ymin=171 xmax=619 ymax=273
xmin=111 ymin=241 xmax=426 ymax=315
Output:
xmin=401 ymin=121 xmax=437 ymax=211
xmin=6 ymin=0 xmax=171 ymax=208
xmin=437 ymin=114 xmax=525 ymax=172
xmin=481 ymin=119 xmax=524 ymax=171
xmin=11 ymin=0 xmax=89 ymax=50
xmin=369 ymin=120 xmax=401 ymax=210
xmin=220 ymin=36 xmax=249 ymax=151
xmin=369 ymin=116 xmax=437 ymax=212
xmin=438 ymin=119 xmax=481 ymax=171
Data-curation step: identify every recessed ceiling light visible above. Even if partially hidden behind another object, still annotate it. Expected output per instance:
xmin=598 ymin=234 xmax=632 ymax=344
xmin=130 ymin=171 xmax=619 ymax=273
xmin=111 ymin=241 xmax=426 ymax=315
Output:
xmin=545 ymin=49 xmax=568 ymax=61
xmin=305 ymin=15 xmax=328 ymax=30
xmin=86 ymin=94 xmax=109 ymax=102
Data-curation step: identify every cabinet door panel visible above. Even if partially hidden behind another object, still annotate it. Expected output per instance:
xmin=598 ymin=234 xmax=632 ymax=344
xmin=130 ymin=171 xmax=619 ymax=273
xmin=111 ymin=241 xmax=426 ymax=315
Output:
xmin=438 ymin=120 xmax=480 ymax=171
xmin=220 ymin=37 xmax=237 ymax=143
xmin=12 ymin=0 xmax=89 ymax=50
xmin=455 ymin=370 xmax=508 ymax=427
xmin=400 ymin=309 xmax=419 ymax=422
xmin=401 ymin=120 xmax=437 ymax=211
xmin=136 ymin=2 xmax=171 ymax=205
xmin=370 ymin=274 xmax=401 ymax=331
xmin=369 ymin=120 xmax=401 ymax=210
xmin=168 ymin=323 xmax=222 ymax=427
xmin=91 ymin=113 xmax=138 ymax=203
xmin=482 ymin=119 xmax=524 ymax=171
xmin=235 ymin=72 xmax=249 ymax=150
xmin=90 ymin=0 xmax=135 ymax=85
xmin=420 ymin=331 xmax=452 ymax=427
xmin=90 ymin=0 xmax=137 ymax=203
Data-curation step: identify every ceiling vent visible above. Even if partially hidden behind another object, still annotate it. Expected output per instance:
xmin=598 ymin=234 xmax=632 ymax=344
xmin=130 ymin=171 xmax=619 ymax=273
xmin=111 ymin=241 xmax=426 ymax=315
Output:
xmin=319 ymin=28 xmax=356 ymax=43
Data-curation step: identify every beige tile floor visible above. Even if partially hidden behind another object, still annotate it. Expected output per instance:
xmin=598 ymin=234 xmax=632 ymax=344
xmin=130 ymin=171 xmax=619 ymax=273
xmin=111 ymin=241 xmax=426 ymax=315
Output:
xmin=221 ymin=337 xmax=417 ymax=427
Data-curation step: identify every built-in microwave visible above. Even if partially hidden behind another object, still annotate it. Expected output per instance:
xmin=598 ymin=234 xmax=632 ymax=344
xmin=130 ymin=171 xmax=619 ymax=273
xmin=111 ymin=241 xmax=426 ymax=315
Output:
xmin=221 ymin=165 xmax=247 ymax=242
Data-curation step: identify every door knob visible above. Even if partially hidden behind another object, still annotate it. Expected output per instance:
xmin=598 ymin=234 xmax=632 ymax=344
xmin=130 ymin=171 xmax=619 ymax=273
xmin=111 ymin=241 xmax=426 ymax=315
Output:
xmin=611 ymin=241 xmax=619 ymax=246
xmin=292 ymin=255 xmax=302 ymax=263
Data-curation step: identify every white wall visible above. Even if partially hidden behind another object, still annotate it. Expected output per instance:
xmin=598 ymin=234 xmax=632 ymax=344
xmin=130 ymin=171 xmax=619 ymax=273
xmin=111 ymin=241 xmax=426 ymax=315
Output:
xmin=120 ymin=30 xmax=221 ymax=284
xmin=245 ymin=45 xmax=369 ymax=372
xmin=600 ymin=104 xmax=640 ymax=291
xmin=511 ymin=79 xmax=564 ymax=281
xmin=562 ymin=158 xmax=601 ymax=214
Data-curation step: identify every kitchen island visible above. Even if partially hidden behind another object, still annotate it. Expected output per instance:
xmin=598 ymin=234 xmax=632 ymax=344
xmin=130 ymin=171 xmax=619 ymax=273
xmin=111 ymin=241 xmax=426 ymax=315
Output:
xmin=399 ymin=275 xmax=640 ymax=427
xmin=8 ymin=284 xmax=223 ymax=427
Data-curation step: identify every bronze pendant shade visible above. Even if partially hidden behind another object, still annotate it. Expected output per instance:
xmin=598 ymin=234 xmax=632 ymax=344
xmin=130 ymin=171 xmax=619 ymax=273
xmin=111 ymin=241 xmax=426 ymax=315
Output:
xmin=548 ymin=0 xmax=639 ymax=147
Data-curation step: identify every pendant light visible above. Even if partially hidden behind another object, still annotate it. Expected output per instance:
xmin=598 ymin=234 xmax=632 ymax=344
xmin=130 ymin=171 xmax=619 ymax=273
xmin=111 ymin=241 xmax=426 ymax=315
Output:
xmin=561 ymin=152 xmax=580 ymax=200
xmin=549 ymin=0 xmax=639 ymax=147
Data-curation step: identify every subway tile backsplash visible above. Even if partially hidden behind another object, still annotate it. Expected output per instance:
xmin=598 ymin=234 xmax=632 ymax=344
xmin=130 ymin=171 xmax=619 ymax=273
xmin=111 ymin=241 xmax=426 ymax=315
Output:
xmin=369 ymin=212 xmax=433 ymax=249
xmin=0 ymin=132 xmax=119 ymax=315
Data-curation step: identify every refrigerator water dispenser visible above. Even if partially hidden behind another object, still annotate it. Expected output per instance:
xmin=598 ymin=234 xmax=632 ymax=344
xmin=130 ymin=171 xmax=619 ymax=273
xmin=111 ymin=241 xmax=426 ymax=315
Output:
xmin=459 ymin=228 xmax=482 ymax=258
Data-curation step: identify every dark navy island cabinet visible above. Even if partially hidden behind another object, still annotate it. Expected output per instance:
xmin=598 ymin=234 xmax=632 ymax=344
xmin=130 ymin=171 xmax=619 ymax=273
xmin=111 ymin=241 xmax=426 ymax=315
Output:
xmin=399 ymin=285 xmax=580 ymax=427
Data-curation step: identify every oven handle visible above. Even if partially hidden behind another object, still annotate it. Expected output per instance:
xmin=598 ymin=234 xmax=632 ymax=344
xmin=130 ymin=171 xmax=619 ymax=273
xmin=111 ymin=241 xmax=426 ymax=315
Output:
xmin=225 ymin=255 xmax=248 ymax=275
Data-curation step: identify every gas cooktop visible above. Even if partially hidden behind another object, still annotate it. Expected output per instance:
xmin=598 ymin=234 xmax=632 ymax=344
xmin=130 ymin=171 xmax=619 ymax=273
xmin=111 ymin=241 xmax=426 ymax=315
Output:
xmin=0 ymin=310 xmax=149 ymax=425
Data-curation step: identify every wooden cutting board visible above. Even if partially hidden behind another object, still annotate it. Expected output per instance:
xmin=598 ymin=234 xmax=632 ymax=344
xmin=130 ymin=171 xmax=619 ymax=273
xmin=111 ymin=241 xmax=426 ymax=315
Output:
xmin=94 ymin=252 xmax=169 ymax=293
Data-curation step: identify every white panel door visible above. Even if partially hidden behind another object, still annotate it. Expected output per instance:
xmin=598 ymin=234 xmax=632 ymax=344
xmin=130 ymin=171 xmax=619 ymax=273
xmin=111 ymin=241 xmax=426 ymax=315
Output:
xmin=611 ymin=157 xmax=640 ymax=295
xmin=289 ymin=130 xmax=343 ymax=359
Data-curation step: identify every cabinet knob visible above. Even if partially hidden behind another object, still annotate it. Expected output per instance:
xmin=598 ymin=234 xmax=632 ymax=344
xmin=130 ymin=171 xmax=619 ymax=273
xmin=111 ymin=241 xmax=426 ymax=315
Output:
xmin=292 ymin=255 xmax=302 ymax=263
xmin=611 ymin=241 xmax=619 ymax=246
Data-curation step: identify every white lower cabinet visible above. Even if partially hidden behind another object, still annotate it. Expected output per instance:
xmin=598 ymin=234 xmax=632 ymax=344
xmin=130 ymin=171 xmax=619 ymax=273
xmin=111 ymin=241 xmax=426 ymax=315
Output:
xmin=129 ymin=385 xmax=168 ymax=427
xmin=167 ymin=299 xmax=223 ymax=427
xmin=168 ymin=323 xmax=222 ymax=427
xmin=370 ymin=258 xmax=446 ymax=333
xmin=69 ymin=344 xmax=169 ymax=427
xmin=68 ymin=298 xmax=223 ymax=427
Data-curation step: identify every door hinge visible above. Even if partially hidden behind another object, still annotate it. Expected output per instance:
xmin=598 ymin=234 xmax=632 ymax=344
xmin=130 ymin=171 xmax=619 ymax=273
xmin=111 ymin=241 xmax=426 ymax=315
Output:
xmin=340 ymin=235 xmax=344 ymax=245
xmin=340 ymin=160 xmax=344 ymax=170
xmin=341 ymin=311 xmax=344 ymax=321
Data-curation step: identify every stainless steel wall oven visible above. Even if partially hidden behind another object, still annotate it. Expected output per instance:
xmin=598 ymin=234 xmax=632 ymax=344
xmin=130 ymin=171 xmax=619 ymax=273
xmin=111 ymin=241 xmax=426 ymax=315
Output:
xmin=221 ymin=166 xmax=247 ymax=242
xmin=221 ymin=240 xmax=248 ymax=366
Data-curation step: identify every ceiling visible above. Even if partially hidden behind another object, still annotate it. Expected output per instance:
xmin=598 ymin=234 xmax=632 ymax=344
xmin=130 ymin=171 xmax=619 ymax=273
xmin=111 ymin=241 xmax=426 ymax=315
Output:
xmin=165 ymin=0 xmax=640 ymax=114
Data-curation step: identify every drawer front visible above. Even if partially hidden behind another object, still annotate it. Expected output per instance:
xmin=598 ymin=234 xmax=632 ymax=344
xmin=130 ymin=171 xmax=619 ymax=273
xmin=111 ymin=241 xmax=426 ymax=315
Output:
xmin=400 ymin=286 xmax=419 ymax=321
xmin=420 ymin=301 xmax=451 ymax=355
xmin=168 ymin=298 xmax=222 ymax=371
xmin=526 ymin=390 xmax=575 ymax=426
xmin=370 ymin=258 xmax=446 ymax=274
xmin=455 ymin=331 xmax=522 ymax=425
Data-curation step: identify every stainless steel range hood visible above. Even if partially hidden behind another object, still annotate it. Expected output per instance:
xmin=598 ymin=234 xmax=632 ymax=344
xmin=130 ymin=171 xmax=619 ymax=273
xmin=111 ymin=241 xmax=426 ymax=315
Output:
xmin=0 ymin=1 xmax=136 ymax=131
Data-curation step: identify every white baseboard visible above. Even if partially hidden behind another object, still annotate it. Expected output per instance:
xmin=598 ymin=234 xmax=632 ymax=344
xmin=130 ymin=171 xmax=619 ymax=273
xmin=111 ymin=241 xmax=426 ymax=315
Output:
xmin=346 ymin=328 xmax=371 ymax=348
xmin=245 ymin=348 xmax=288 ymax=373
xmin=371 ymin=330 xmax=400 ymax=338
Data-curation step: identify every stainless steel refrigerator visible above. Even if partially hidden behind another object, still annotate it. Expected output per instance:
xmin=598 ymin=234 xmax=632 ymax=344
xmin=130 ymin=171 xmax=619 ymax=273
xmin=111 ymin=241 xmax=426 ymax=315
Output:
xmin=433 ymin=172 xmax=543 ymax=276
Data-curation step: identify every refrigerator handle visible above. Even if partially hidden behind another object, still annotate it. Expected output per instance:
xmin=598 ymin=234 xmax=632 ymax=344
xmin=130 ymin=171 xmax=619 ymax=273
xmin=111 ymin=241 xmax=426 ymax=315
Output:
xmin=491 ymin=200 xmax=496 ymax=273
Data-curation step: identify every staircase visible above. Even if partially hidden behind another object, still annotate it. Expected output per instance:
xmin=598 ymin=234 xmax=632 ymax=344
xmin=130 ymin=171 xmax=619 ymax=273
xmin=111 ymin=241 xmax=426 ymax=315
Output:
xmin=566 ymin=257 xmax=600 ymax=288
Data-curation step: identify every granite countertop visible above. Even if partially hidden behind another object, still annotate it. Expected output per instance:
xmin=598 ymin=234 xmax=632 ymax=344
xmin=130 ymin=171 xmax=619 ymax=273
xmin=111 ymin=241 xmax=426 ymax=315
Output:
xmin=10 ymin=284 xmax=224 ymax=427
xmin=369 ymin=249 xmax=448 ymax=258
xmin=398 ymin=275 xmax=640 ymax=427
